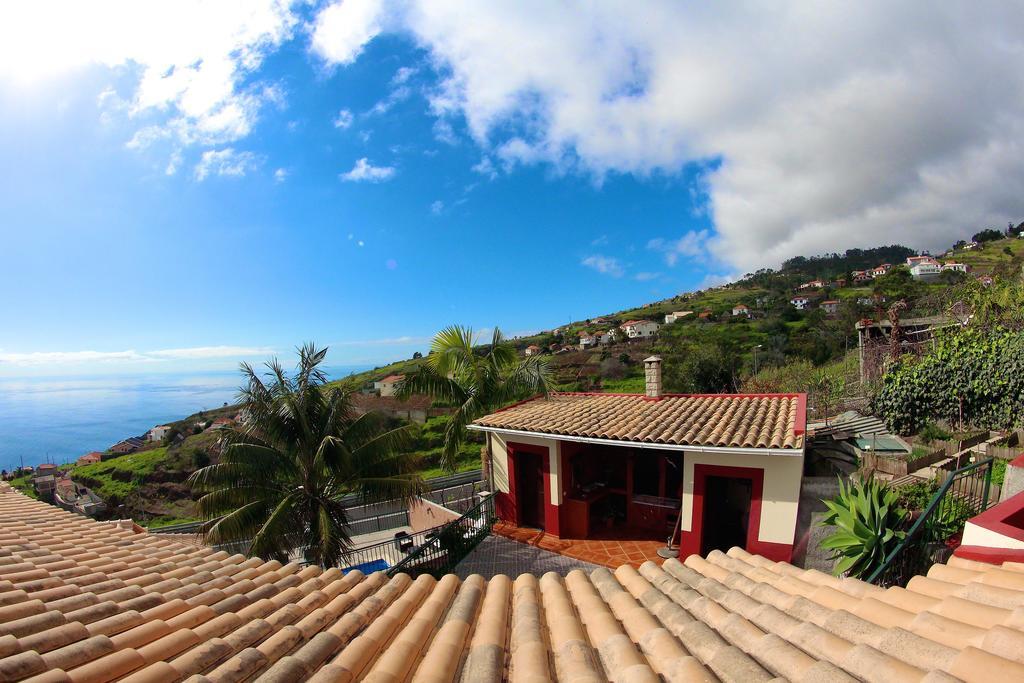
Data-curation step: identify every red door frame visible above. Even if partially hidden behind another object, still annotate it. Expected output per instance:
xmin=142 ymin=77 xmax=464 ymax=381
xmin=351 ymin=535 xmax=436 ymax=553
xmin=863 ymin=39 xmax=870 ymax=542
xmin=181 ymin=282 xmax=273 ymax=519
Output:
xmin=678 ymin=463 xmax=792 ymax=562
xmin=500 ymin=442 xmax=560 ymax=536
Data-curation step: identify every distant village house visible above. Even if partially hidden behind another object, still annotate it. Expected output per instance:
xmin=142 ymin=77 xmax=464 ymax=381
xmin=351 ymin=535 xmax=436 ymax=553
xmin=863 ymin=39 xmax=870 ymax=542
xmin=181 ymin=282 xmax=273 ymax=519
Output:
xmin=76 ymin=452 xmax=103 ymax=466
xmin=664 ymin=311 xmax=693 ymax=324
xmin=110 ymin=437 xmax=145 ymax=454
xmin=373 ymin=374 xmax=405 ymax=397
xmin=620 ymin=320 xmax=659 ymax=338
xmin=731 ymin=304 xmax=750 ymax=317
xmin=149 ymin=425 xmax=172 ymax=442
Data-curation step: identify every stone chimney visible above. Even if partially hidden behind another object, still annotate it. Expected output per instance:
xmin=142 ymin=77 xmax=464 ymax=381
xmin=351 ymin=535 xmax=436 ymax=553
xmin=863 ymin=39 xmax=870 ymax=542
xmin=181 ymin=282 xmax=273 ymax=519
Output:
xmin=644 ymin=356 xmax=663 ymax=399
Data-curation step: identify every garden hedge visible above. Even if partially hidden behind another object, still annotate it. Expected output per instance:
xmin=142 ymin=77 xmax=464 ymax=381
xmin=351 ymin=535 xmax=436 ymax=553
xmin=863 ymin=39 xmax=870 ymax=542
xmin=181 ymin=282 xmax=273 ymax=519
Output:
xmin=875 ymin=329 xmax=1024 ymax=434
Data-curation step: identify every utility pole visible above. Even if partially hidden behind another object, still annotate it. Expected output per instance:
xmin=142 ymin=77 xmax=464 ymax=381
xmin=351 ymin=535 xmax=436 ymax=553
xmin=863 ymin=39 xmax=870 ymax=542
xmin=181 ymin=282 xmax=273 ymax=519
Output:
xmin=753 ymin=344 xmax=763 ymax=374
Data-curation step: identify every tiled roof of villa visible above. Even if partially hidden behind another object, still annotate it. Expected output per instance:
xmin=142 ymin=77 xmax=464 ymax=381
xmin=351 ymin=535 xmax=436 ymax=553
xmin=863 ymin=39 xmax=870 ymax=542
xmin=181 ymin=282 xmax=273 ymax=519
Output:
xmin=472 ymin=393 xmax=806 ymax=450
xmin=4 ymin=486 xmax=1024 ymax=682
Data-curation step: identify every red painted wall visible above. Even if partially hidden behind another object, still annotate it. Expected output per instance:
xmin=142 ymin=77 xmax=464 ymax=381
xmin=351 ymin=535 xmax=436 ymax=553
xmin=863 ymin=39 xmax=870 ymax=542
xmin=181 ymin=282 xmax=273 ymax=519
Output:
xmin=501 ymin=442 xmax=560 ymax=536
xmin=679 ymin=463 xmax=793 ymax=563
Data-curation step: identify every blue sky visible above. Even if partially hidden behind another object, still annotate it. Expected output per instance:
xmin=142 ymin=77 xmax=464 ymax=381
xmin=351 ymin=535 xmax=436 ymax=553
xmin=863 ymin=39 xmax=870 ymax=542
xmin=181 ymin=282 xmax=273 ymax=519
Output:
xmin=1 ymin=2 xmax=1022 ymax=376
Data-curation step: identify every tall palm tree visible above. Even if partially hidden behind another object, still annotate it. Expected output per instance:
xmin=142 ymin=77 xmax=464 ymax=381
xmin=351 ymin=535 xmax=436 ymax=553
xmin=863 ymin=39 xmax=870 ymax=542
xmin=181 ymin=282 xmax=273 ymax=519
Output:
xmin=396 ymin=326 xmax=553 ymax=474
xmin=188 ymin=344 xmax=424 ymax=568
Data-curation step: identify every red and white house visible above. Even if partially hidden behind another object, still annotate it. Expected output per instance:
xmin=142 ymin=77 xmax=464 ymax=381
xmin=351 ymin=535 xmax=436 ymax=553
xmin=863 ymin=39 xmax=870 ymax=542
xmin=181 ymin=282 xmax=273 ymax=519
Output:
xmin=469 ymin=357 xmax=807 ymax=562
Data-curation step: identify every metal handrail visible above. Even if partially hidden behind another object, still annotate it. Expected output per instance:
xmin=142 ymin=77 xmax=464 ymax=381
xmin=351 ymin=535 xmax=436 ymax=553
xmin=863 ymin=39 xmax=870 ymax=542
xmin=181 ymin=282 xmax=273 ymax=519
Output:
xmin=868 ymin=456 xmax=994 ymax=586
xmin=388 ymin=493 xmax=495 ymax=578
xmin=150 ymin=469 xmax=484 ymax=535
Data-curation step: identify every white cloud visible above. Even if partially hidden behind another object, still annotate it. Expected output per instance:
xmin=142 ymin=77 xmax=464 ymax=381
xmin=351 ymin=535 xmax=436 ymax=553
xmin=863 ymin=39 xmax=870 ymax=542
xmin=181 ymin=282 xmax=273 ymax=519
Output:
xmin=647 ymin=229 xmax=709 ymax=266
xmin=340 ymin=157 xmax=395 ymax=182
xmin=0 ymin=345 xmax=273 ymax=367
xmin=194 ymin=148 xmax=262 ymax=181
xmin=311 ymin=2 xmax=1024 ymax=271
xmin=392 ymin=66 xmax=417 ymax=85
xmin=147 ymin=345 xmax=274 ymax=360
xmin=471 ymin=156 xmax=498 ymax=180
xmin=0 ymin=1 xmax=298 ymax=151
xmin=430 ymin=200 xmax=444 ymax=214
xmin=581 ymin=254 xmax=624 ymax=278
xmin=274 ymin=168 xmax=288 ymax=182
xmin=634 ymin=271 xmax=660 ymax=282
xmin=310 ymin=0 xmax=386 ymax=66
xmin=333 ymin=108 xmax=354 ymax=129
xmin=366 ymin=85 xmax=411 ymax=116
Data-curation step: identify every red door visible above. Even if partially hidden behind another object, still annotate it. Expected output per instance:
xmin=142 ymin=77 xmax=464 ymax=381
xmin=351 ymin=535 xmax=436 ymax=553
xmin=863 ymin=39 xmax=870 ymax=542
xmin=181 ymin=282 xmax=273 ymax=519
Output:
xmin=515 ymin=450 xmax=545 ymax=530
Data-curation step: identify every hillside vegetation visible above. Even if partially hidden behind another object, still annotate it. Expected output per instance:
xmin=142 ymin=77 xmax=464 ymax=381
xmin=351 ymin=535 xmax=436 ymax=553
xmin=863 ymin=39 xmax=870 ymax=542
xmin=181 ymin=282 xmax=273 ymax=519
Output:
xmin=62 ymin=227 xmax=1024 ymax=523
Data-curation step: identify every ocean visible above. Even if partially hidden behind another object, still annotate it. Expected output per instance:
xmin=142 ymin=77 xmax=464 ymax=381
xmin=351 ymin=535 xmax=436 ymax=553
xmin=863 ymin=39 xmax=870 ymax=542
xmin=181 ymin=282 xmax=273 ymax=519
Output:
xmin=0 ymin=366 xmax=371 ymax=472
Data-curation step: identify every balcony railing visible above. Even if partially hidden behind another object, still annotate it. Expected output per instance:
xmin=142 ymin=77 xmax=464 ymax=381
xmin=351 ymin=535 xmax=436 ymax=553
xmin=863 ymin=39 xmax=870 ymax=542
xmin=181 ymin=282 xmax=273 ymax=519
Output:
xmin=868 ymin=456 xmax=994 ymax=587
xmin=387 ymin=493 xmax=496 ymax=579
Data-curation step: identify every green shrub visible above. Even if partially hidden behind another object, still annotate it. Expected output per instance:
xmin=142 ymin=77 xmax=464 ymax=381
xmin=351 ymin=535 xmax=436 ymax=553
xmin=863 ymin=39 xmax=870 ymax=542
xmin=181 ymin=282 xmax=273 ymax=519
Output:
xmin=819 ymin=478 xmax=908 ymax=578
xmin=875 ymin=328 xmax=1024 ymax=433
xmin=895 ymin=481 xmax=937 ymax=514
xmin=992 ymin=458 xmax=1007 ymax=486
xmin=918 ymin=421 xmax=951 ymax=444
xmin=926 ymin=497 xmax=974 ymax=541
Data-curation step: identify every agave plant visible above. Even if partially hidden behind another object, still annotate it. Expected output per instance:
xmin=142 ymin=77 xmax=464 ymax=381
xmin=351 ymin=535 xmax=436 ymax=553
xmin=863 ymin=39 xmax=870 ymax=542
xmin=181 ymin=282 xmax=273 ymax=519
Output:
xmin=819 ymin=477 xmax=908 ymax=578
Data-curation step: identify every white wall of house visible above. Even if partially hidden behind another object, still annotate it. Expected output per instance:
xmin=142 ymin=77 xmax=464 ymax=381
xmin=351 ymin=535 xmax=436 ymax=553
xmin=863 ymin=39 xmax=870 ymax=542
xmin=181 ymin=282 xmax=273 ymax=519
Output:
xmin=679 ymin=450 xmax=805 ymax=546
xmin=962 ymin=520 xmax=1024 ymax=550
xmin=488 ymin=431 xmax=563 ymax=505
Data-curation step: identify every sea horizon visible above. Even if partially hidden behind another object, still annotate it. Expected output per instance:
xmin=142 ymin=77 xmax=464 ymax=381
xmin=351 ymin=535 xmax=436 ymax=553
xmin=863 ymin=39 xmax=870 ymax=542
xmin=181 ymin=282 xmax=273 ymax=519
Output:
xmin=0 ymin=364 xmax=372 ymax=472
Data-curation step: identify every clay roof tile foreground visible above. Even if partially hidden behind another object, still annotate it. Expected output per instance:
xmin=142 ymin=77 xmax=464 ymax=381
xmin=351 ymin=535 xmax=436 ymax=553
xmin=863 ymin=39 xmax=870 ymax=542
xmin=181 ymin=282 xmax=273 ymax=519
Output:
xmin=3 ymin=486 xmax=1024 ymax=682
xmin=472 ymin=393 xmax=805 ymax=450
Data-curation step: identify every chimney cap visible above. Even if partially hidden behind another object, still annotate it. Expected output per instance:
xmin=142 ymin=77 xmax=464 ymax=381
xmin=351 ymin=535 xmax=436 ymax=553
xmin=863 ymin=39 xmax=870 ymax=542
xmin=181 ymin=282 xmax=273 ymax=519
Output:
xmin=644 ymin=356 xmax=662 ymax=363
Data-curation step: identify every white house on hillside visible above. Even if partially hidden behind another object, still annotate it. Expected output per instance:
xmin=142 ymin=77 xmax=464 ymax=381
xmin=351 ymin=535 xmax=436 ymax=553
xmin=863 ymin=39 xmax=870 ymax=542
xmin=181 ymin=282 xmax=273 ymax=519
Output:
xmin=579 ymin=333 xmax=597 ymax=349
xmin=597 ymin=330 xmax=616 ymax=345
xmin=620 ymin=320 xmax=659 ymax=339
xmin=790 ymin=296 xmax=810 ymax=310
xmin=149 ymin=425 xmax=171 ymax=442
xmin=374 ymin=374 xmax=405 ymax=397
xmin=731 ymin=304 xmax=750 ymax=317
xmin=664 ymin=311 xmax=693 ymax=324
xmin=909 ymin=259 xmax=942 ymax=280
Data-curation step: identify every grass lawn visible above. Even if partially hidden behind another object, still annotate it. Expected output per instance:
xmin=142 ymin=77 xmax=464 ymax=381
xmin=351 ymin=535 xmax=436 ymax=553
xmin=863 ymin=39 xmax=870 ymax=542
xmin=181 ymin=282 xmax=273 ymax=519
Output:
xmin=69 ymin=447 xmax=169 ymax=501
xmin=9 ymin=475 xmax=38 ymax=499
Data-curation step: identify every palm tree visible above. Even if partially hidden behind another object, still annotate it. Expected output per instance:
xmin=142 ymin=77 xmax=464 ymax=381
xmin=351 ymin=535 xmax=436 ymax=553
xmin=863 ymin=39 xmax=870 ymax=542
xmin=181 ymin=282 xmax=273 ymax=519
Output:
xmin=188 ymin=344 xmax=424 ymax=568
xmin=396 ymin=326 xmax=553 ymax=476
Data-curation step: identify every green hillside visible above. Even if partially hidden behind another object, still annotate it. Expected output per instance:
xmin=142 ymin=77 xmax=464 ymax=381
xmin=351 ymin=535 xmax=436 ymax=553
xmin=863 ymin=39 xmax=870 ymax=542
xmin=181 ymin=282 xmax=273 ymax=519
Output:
xmin=59 ymin=227 xmax=1024 ymax=523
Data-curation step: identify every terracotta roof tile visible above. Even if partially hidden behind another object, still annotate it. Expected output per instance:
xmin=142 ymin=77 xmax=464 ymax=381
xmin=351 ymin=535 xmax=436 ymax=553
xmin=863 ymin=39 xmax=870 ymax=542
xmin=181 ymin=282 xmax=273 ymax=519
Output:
xmin=472 ymin=393 xmax=805 ymax=449
xmin=5 ymin=486 xmax=1024 ymax=681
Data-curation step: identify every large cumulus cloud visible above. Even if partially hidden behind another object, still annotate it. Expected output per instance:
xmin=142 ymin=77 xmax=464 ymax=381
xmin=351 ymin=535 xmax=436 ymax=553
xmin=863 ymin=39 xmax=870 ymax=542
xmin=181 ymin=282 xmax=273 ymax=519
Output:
xmin=312 ymin=1 xmax=1024 ymax=270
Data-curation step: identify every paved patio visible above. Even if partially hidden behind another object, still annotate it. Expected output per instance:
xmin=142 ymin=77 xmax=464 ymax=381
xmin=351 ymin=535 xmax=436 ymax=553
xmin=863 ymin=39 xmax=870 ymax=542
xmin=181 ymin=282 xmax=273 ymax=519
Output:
xmin=490 ymin=521 xmax=670 ymax=569
xmin=451 ymin=534 xmax=601 ymax=579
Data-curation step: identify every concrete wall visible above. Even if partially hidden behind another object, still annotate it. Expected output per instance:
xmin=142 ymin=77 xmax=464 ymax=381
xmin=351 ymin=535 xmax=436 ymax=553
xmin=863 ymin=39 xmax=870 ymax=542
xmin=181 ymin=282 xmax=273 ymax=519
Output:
xmin=792 ymin=476 xmax=842 ymax=572
xmin=962 ymin=520 xmax=1024 ymax=550
xmin=680 ymin=450 xmax=804 ymax=545
xmin=408 ymin=498 xmax=461 ymax=533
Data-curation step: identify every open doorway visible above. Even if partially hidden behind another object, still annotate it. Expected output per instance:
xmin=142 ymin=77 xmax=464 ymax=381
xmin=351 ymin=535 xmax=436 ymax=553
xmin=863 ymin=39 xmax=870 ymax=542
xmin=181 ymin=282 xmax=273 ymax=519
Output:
xmin=515 ymin=449 xmax=545 ymax=530
xmin=700 ymin=475 xmax=752 ymax=555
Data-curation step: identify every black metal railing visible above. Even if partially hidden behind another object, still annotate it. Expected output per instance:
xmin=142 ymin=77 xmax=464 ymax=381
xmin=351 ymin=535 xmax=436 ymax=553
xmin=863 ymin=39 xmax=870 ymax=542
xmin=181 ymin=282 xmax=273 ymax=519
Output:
xmin=150 ymin=470 xmax=485 ymax=536
xmin=387 ymin=493 xmax=496 ymax=579
xmin=868 ymin=456 xmax=994 ymax=587
xmin=337 ymin=525 xmax=446 ymax=574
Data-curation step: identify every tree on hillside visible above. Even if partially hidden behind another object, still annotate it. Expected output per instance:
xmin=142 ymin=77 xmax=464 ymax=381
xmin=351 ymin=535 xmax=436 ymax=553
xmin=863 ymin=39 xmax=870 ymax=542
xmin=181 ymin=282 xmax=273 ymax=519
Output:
xmin=188 ymin=344 xmax=424 ymax=567
xmin=972 ymin=228 xmax=1003 ymax=243
xmin=396 ymin=326 xmax=553 ymax=474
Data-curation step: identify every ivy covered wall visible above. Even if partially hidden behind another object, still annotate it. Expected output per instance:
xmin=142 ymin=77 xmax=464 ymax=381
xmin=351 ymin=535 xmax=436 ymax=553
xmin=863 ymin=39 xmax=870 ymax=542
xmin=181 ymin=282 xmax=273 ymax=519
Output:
xmin=875 ymin=329 xmax=1024 ymax=434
